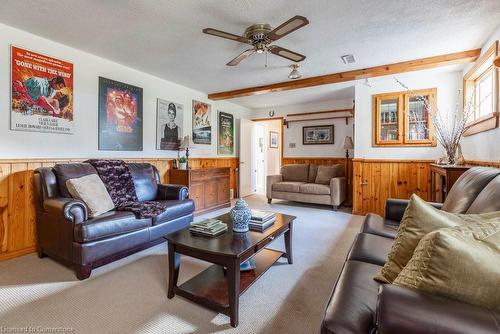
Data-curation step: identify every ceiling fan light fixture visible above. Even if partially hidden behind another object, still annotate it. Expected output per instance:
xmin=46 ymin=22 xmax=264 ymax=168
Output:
xmin=288 ymin=64 xmax=302 ymax=80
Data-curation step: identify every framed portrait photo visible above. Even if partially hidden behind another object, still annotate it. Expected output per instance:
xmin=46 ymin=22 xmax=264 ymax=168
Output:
xmin=303 ymin=125 xmax=334 ymax=145
xmin=157 ymin=99 xmax=183 ymax=150
xmin=98 ymin=77 xmax=143 ymax=151
xmin=270 ymin=131 xmax=279 ymax=148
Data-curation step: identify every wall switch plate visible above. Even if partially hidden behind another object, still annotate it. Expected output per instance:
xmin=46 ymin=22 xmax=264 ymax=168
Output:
xmin=289 ymin=143 xmax=296 ymax=148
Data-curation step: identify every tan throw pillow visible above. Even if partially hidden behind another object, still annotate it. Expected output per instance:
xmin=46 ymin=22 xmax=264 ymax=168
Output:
xmin=315 ymin=165 xmax=343 ymax=185
xmin=66 ymin=174 xmax=114 ymax=217
xmin=394 ymin=220 xmax=500 ymax=312
xmin=374 ymin=194 xmax=500 ymax=283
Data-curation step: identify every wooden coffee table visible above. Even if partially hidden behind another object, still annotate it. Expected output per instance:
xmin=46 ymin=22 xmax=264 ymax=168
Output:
xmin=165 ymin=212 xmax=295 ymax=327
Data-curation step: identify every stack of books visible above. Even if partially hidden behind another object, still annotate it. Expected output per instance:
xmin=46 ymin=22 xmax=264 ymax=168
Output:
xmin=189 ymin=219 xmax=227 ymax=237
xmin=249 ymin=210 xmax=277 ymax=231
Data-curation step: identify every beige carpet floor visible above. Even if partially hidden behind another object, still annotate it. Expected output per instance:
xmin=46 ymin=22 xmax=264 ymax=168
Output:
xmin=0 ymin=195 xmax=363 ymax=334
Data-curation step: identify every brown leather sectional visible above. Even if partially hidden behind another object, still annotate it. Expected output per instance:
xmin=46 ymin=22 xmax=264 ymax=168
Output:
xmin=321 ymin=167 xmax=500 ymax=333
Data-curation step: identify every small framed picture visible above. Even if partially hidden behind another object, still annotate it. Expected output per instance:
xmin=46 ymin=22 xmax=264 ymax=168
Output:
xmin=270 ymin=131 xmax=279 ymax=148
xmin=303 ymin=125 xmax=334 ymax=145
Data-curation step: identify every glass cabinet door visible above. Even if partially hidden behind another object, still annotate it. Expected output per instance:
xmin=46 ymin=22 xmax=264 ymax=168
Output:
xmin=404 ymin=89 xmax=436 ymax=144
xmin=374 ymin=94 xmax=403 ymax=145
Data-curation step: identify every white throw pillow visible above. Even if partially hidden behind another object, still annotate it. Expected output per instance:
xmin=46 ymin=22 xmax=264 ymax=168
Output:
xmin=66 ymin=174 xmax=114 ymax=217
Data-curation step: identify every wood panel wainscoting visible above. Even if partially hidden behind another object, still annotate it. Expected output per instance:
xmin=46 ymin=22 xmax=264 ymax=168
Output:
xmin=282 ymin=157 xmax=353 ymax=204
xmin=352 ymin=159 xmax=434 ymax=216
xmin=0 ymin=157 xmax=238 ymax=261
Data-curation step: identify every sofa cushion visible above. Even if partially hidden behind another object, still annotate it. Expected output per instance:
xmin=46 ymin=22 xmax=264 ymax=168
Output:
xmin=321 ymin=260 xmax=381 ymax=334
xmin=308 ymin=164 xmax=319 ymax=183
xmin=272 ymin=181 xmax=305 ymax=193
xmin=128 ymin=163 xmax=158 ymax=202
xmin=74 ymin=211 xmax=151 ymax=243
xmin=466 ymin=175 xmax=500 ymax=214
xmin=347 ymin=233 xmax=392 ymax=266
xmin=361 ymin=213 xmax=398 ymax=239
xmin=152 ymin=199 xmax=195 ymax=225
xmin=394 ymin=220 xmax=500 ymax=312
xmin=442 ymin=167 xmax=500 ymax=214
xmin=280 ymin=164 xmax=309 ymax=182
xmin=53 ymin=163 xmax=97 ymax=198
xmin=315 ymin=165 xmax=344 ymax=185
xmin=299 ymin=183 xmax=331 ymax=195
xmin=66 ymin=174 xmax=115 ymax=217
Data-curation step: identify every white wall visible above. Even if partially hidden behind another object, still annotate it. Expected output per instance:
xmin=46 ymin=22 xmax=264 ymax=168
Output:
xmin=0 ymin=23 xmax=251 ymax=159
xmin=461 ymin=25 xmax=500 ymax=162
xmin=252 ymin=99 xmax=354 ymax=158
xmin=354 ymin=69 xmax=461 ymax=159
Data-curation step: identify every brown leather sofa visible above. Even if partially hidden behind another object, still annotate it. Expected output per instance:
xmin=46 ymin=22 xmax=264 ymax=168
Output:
xmin=34 ymin=162 xmax=195 ymax=280
xmin=321 ymin=167 xmax=500 ymax=334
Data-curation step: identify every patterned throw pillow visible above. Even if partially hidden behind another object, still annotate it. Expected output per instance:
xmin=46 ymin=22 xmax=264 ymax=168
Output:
xmin=394 ymin=220 xmax=500 ymax=311
xmin=66 ymin=174 xmax=114 ymax=217
xmin=374 ymin=194 xmax=500 ymax=283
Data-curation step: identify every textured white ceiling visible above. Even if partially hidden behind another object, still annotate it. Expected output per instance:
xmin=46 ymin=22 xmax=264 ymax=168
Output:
xmin=1 ymin=0 xmax=499 ymax=109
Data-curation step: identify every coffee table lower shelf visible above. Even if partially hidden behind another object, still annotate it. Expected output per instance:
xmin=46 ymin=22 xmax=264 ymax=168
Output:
xmin=174 ymin=248 xmax=284 ymax=313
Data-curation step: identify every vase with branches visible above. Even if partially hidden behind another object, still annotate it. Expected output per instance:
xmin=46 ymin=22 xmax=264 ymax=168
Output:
xmin=395 ymin=78 xmax=475 ymax=165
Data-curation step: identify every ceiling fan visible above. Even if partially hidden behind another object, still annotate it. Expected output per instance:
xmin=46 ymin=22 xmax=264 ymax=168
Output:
xmin=203 ymin=15 xmax=309 ymax=66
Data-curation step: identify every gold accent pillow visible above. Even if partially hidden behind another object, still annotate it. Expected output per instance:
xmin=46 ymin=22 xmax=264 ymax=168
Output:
xmin=394 ymin=220 xmax=500 ymax=311
xmin=66 ymin=174 xmax=114 ymax=217
xmin=374 ymin=194 xmax=500 ymax=283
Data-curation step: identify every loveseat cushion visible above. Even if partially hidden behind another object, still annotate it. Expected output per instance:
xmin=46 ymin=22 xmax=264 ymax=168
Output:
xmin=308 ymin=164 xmax=319 ymax=183
xmin=315 ymin=165 xmax=344 ymax=185
xmin=280 ymin=164 xmax=309 ymax=182
xmin=128 ymin=163 xmax=158 ymax=202
xmin=361 ymin=213 xmax=398 ymax=239
xmin=321 ymin=260 xmax=381 ymax=334
xmin=53 ymin=163 xmax=97 ymax=198
xmin=272 ymin=181 xmax=305 ymax=193
xmin=347 ymin=233 xmax=392 ymax=266
xmin=74 ymin=211 xmax=151 ymax=243
xmin=299 ymin=183 xmax=331 ymax=195
xmin=152 ymin=199 xmax=195 ymax=225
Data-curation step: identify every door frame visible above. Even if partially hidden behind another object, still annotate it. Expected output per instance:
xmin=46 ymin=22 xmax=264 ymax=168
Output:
xmin=252 ymin=117 xmax=285 ymax=164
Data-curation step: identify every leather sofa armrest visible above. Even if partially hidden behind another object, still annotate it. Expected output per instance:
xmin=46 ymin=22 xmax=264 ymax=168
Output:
xmin=157 ymin=184 xmax=189 ymax=201
xmin=266 ymin=174 xmax=282 ymax=199
xmin=385 ymin=198 xmax=443 ymax=223
xmin=376 ymin=284 xmax=500 ymax=334
xmin=330 ymin=177 xmax=346 ymax=206
xmin=43 ymin=197 xmax=88 ymax=223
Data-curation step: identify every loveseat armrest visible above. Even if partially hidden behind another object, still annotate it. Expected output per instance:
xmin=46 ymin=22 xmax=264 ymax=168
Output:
xmin=43 ymin=197 xmax=88 ymax=223
xmin=157 ymin=184 xmax=189 ymax=201
xmin=266 ymin=174 xmax=283 ymax=199
xmin=330 ymin=177 xmax=346 ymax=207
xmin=376 ymin=284 xmax=500 ymax=334
xmin=385 ymin=198 xmax=443 ymax=223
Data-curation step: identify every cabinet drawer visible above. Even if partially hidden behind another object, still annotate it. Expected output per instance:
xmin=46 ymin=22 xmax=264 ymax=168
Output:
xmin=255 ymin=234 xmax=277 ymax=252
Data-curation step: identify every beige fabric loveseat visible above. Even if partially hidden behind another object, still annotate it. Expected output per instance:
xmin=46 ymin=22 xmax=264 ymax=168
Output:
xmin=267 ymin=164 xmax=346 ymax=210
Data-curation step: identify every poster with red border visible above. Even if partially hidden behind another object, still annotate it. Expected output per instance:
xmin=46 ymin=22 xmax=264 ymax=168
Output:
xmin=11 ymin=45 xmax=74 ymax=134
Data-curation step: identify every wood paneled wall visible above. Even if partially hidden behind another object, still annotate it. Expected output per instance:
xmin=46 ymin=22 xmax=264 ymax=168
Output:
xmin=352 ymin=159 xmax=433 ymax=216
xmin=0 ymin=157 xmax=238 ymax=261
xmin=282 ymin=157 xmax=353 ymax=203
xmin=466 ymin=160 xmax=500 ymax=168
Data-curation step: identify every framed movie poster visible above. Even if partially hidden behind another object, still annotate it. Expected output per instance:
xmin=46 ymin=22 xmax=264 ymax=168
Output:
xmin=157 ymin=99 xmax=183 ymax=150
xmin=98 ymin=77 xmax=143 ymax=151
xmin=270 ymin=131 xmax=279 ymax=148
xmin=11 ymin=45 xmax=74 ymax=134
xmin=218 ymin=111 xmax=234 ymax=155
xmin=303 ymin=125 xmax=334 ymax=145
xmin=192 ymin=100 xmax=211 ymax=144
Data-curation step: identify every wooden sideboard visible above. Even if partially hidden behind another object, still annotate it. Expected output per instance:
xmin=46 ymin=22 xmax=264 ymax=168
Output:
xmin=430 ymin=164 xmax=471 ymax=203
xmin=170 ymin=167 xmax=231 ymax=214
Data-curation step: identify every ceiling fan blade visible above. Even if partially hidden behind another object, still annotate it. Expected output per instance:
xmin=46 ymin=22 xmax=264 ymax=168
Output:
xmin=269 ymin=46 xmax=306 ymax=62
xmin=266 ymin=15 xmax=309 ymax=41
xmin=227 ymin=49 xmax=255 ymax=66
xmin=202 ymin=28 xmax=252 ymax=44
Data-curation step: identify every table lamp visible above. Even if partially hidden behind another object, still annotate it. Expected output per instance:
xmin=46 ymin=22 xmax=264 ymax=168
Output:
xmin=179 ymin=135 xmax=194 ymax=169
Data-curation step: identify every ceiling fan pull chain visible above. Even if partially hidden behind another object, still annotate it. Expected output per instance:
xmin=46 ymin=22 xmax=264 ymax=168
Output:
xmin=265 ymin=49 xmax=268 ymax=68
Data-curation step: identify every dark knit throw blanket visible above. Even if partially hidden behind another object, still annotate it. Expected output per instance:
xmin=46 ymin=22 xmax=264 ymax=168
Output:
xmin=86 ymin=159 xmax=167 ymax=219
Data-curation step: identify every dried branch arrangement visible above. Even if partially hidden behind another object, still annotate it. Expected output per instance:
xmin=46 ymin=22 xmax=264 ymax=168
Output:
xmin=395 ymin=78 xmax=474 ymax=165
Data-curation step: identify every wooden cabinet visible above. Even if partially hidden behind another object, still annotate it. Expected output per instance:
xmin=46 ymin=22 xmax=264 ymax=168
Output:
xmin=170 ymin=167 xmax=231 ymax=214
xmin=373 ymin=88 xmax=437 ymax=147
xmin=430 ymin=164 xmax=471 ymax=203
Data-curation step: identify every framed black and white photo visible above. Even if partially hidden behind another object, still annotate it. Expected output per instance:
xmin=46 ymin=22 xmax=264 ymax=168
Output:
xmin=270 ymin=131 xmax=279 ymax=148
xmin=156 ymin=99 xmax=183 ymax=150
xmin=302 ymin=125 xmax=334 ymax=145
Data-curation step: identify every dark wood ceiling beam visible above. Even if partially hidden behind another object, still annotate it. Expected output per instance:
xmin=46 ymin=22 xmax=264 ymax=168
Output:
xmin=208 ymin=49 xmax=481 ymax=101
